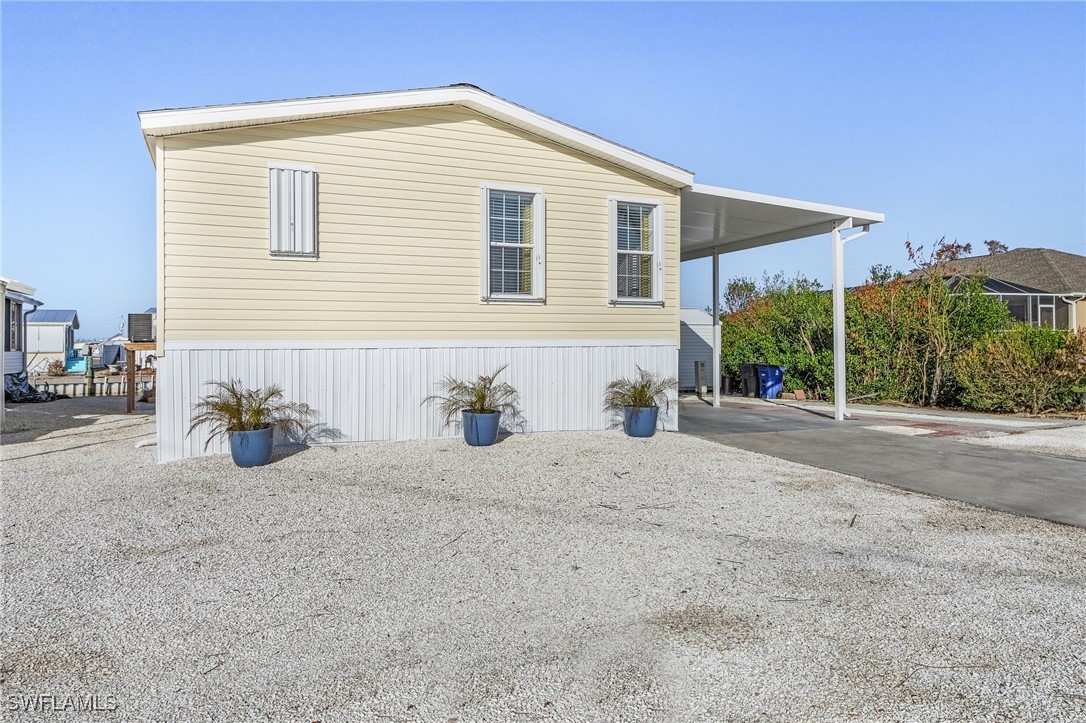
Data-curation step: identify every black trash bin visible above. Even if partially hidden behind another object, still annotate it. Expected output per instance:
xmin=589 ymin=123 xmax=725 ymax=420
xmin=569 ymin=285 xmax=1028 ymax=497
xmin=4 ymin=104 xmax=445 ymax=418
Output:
xmin=739 ymin=364 xmax=759 ymax=397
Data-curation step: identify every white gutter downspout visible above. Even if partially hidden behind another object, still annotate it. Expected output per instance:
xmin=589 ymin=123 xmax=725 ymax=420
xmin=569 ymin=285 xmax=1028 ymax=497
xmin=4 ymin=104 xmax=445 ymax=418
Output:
xmin=21 ymin=299 xmax=44 ymax=374
xmin=1059 ymin=295 xmax=1085 ymax=331
xmin=831 ymin=219 xmax=869 ymax=421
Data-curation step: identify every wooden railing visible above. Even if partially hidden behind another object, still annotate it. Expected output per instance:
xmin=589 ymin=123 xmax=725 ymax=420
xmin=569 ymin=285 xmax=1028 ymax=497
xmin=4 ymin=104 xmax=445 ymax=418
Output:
xmin=33 ymin=373 xmax=155 ymax=398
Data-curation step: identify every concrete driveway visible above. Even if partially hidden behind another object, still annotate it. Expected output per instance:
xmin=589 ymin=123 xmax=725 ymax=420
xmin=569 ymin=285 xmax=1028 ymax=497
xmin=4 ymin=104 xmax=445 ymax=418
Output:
xmin=680 ymin=398 xmax=1086 ymax=527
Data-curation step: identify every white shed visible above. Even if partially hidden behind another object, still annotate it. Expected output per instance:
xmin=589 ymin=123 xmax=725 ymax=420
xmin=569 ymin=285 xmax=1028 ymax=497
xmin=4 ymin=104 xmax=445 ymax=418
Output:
xmin=678 ymin=308 xmax=716 ymax=392
xmin=26 ymin=309 xmax=79 ymax=373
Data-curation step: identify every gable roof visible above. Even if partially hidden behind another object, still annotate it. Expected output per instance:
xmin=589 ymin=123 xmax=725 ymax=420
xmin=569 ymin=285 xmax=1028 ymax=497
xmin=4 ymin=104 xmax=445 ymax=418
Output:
xmin=27 ymin=309 xmax=79 ymax=327
xmin=138 ymin=84 xmax=694 ymax=188
xmin=907 ymin=247 xmax=1086 ymax=293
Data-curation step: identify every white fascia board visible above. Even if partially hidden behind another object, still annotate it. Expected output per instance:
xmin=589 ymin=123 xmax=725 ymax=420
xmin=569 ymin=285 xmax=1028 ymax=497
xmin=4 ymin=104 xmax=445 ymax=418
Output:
xmin=138 ymin=86 xmax=694 ymax=188
xmin=688 ymin=183 xmax=885 ymax=226
xmin=0 ymin=277 xmax=37 ymax=296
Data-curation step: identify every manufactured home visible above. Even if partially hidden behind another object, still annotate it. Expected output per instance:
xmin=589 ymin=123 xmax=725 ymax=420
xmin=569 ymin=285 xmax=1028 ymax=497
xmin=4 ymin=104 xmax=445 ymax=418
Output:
xmin=140 ymin=84 xmax=883 ymax=461
xmin=2 ymin=277 xmax=42 ymax=376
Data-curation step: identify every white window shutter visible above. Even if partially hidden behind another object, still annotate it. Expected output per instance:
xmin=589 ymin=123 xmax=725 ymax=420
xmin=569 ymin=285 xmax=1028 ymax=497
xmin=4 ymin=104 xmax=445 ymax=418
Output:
xmin=269 ymin=167 xmax=290 ymax=253
xmin=608 ymin=199 xmax=617 ymax=303
xmin=534 ymin=193 xmax=545 ymax=298
xmin=292 ymin=169 xmax=316 ymax=255
xmin=301 ymin=170 xmax=316 ymax=254
xmin=269 ymin=165 xmax=317 ymax=256
xmin=655 ymin=205 xmax=664 ymax=301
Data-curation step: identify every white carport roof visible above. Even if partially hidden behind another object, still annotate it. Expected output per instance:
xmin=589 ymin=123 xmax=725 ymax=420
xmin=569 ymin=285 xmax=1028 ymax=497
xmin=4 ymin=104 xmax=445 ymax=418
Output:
xmin=681 ymin=183 xmax=885 ymax=422
xmin=681 ymin=183 xmax=884 ymax=261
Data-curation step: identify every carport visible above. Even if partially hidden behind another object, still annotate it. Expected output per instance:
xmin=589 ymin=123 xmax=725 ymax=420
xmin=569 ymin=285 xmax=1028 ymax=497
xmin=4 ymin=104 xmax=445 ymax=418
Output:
xmin=680 ymin=184 xmax=885 ymax=420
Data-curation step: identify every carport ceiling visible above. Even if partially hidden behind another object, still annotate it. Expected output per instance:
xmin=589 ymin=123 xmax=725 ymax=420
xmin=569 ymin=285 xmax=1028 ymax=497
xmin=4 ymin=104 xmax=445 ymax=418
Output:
xmin=680 ymin=183 xmax=884 ymax=261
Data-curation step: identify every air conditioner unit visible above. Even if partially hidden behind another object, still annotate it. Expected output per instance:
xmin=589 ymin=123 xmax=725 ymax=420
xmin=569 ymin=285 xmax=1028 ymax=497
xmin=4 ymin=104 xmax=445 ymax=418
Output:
xmin=128 ymin=313 xmax=154 ymax=342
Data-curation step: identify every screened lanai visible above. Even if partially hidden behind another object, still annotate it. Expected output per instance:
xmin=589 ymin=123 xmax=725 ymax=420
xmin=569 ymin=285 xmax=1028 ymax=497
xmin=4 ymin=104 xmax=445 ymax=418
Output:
xmin=680 ymin=183 xmax=885 ymax=421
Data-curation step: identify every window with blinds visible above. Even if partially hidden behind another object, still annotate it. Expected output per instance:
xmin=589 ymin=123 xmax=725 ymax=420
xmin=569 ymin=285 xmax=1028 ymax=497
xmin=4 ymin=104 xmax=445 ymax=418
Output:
xmin=611 ymin=200 xmax=662 ymax=303
xmin=482 ymin=186 xmax=545 ymax=300
xmin=269 ymin=164 xmax=317 ymax=257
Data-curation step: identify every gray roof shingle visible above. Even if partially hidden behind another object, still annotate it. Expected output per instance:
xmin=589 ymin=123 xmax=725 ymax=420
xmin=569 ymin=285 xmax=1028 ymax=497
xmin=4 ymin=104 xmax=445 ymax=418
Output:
xmin=906 ymin=247 xmax=1086 ymax=292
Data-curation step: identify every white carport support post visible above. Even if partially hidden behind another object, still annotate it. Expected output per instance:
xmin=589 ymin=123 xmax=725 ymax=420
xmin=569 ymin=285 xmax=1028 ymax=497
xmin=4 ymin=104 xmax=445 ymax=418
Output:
xmin=712 ymin=248 xmax=721 ymax=407
xmin=831 ymin=219 xmax=869 ymax=421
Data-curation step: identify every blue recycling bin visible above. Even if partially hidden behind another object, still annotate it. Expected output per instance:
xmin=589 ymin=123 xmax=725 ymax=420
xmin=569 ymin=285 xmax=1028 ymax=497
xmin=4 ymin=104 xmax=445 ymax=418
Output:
xmin=756 ymin=365 xmax=786 ymax=399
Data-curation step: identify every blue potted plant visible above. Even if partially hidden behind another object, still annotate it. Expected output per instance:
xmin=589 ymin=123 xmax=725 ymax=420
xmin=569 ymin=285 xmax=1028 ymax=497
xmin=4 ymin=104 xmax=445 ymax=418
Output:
xmin=187 ymin=380 xmax=314 ymax=467
xmin=604 ymin=367 xmax=678 ymax=438
xmin=424 ymin=365 xmax=520 ymax=446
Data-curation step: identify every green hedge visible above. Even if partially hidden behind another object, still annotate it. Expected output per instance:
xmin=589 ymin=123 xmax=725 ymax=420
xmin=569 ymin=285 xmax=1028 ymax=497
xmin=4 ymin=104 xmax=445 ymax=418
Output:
xmin=954 ymin=325 xmax=1086 ymax=414
xmin=715 ymin=268 xmax=1062 ymax=410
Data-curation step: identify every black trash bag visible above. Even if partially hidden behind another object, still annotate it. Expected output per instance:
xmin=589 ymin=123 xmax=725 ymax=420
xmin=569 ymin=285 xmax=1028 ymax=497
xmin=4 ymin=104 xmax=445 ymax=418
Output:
xmin=4 ymin=371 xmax=65 ymax=403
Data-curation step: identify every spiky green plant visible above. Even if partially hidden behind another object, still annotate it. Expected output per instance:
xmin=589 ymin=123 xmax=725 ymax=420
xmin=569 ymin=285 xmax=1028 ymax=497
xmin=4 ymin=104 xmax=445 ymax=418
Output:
xmin=603 ymin=367 xmax=678 ymax=412
xmin=423 ymin=365 xmax=521 ymax=427
xmin=186 ymin=380 xmax=314 ymax=451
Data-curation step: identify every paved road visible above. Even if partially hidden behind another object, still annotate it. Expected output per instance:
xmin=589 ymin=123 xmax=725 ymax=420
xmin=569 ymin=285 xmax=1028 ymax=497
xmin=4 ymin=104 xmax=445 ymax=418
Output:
xmin=679 ymin=400 xmax=1086 ymax=527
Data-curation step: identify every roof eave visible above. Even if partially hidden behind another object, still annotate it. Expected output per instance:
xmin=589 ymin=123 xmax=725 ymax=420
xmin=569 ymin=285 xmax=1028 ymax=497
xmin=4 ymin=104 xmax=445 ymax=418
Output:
xmin=138 ymin=85 xmax=694 ymax=188
xmin=680 ymin=183 xmax=885 ymax=261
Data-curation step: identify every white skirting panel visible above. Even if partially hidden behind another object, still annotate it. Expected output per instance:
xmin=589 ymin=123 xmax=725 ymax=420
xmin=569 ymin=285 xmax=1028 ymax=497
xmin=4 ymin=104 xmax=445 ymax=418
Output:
xmin=157 ymin=340 xmax=679 ymax=462
xmin=4 ymin=351 xmax=26 ymax=375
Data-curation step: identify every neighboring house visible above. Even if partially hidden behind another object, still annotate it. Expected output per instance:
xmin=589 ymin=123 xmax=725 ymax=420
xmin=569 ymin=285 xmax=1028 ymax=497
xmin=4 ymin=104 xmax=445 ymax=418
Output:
xmin=26 ymin=309 xmax=80 ymax=374
xmin=678 ymin=308 xmax=714 ymax=392
xmin=75 ymin=331 xmax=155 ymax=371
xmin=139 ymin=84 xmax=883 ymax=460
xmin=2 ymin=276 xmax=42 ymax=376
xmin=908 ymin=247 xmax=1086 ymax=330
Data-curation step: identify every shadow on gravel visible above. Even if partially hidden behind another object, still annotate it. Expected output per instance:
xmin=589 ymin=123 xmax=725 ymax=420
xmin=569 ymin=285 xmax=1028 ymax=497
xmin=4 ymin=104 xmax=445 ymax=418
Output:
xmin=2 ymin=402 xmax=102 ymax=443
xmin=269 ymin=444 xmax=310 ymax=463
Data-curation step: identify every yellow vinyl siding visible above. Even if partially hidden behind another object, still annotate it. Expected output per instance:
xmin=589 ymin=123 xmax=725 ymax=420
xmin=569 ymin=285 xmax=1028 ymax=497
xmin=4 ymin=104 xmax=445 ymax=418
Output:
xmin=161 ymin=106 xmax=680 ymax=342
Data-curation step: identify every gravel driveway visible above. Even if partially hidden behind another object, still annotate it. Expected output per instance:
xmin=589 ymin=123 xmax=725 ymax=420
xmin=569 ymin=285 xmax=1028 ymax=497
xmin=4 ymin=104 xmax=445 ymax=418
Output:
xmin=3 ymin=398 xmax=1085 ymax=721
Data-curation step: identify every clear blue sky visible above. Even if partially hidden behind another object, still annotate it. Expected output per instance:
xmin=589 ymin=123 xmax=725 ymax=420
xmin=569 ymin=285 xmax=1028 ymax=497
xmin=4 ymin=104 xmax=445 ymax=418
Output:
xmin=3 ymin=2 xmax=1083 ymax=339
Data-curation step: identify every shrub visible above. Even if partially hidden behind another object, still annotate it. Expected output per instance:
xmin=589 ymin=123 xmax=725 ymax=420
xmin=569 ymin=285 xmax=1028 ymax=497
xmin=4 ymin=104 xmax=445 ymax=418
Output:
xmin=719 ymin=274 xmax=834 ymax=398
xmin=45 ymin=359 xmax=67 ymax=376
xmin=187 ymin=380 xmax=314 ymax=450
xmin=716 ymin=240 xmax=1011 ymax=408
xmin=604 ymin=366 xmax=678 ymax=411
xmin=954 ymin=327 xmax=1086 ymax=414
xmin=424 ymin=365 xmax=521 ymax=426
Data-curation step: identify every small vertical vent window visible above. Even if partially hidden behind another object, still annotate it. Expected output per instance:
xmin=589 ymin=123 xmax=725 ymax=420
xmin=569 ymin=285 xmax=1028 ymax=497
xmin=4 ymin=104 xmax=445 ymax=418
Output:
xmin=269 ymin=164 xmax=317 ymax=257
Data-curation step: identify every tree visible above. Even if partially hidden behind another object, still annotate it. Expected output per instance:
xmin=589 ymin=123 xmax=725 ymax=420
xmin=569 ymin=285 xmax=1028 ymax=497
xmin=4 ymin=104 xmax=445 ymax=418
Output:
xmin=721 ymin=276 xmax=759 ymax=314
xmin=867 ymin=264 xmax=900 ymax=285
xmin=984 ymin=239 xmax=1009 ymax=255
xmin=906 ymin=237 xmax=1009 ymax=406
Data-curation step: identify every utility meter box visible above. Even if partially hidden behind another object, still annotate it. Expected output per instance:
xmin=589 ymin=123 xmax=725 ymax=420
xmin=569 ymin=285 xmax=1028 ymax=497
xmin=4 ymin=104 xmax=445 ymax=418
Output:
xmin=694 ymin=360 xmax=708 ymax=396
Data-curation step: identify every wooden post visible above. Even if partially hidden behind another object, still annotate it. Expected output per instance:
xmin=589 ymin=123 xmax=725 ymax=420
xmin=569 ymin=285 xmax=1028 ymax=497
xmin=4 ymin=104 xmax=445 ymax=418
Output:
xmin=124 ymin=342 xmax=156 ymax=413
xmin=126 ymin=347 xmax=136 ymax=412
